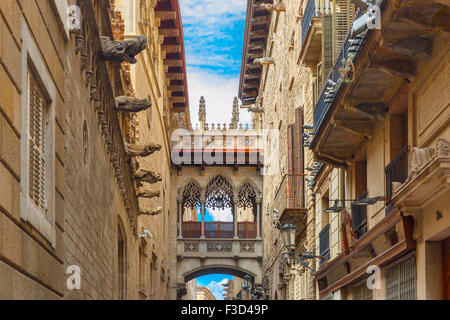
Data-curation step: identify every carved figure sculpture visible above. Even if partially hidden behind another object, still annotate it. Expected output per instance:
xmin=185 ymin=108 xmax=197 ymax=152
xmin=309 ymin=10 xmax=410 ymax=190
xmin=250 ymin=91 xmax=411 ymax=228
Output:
xmin=124 ymin=141 xmax=161 ymax=157
xmin=115 ymin=96 xmax=152 ymax=112
xmin=140 ymin=207 xmax=163 ymax=216
xmin=136 ymin=188 xmax=160 ymax=199
xmin=248 ymin=96 xmax=264 ymax=113
xmin=134 ymin=169 xmax=162 ymax=184
xmin=435 ymin=137 xmax=450 ymax=157
xmin=100 ymin=35 xmax=147 ymax=64
xmin=253 ymin=57 xmax=275 ymax=65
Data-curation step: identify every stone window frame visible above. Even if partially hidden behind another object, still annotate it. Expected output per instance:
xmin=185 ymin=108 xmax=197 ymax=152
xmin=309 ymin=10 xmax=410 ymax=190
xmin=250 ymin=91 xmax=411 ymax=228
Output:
xmin=20 ymin=18 xmax=57 ymax=247
xmin=51 ymin=0 xmax=70 ymax=40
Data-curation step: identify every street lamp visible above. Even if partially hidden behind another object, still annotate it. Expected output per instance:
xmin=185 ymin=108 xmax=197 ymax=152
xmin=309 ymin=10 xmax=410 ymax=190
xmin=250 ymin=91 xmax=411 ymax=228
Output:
xmin=242 ymin=275 xmax=252 ymax=292
xmin=280 ymin=221 xmax=296 ymax=251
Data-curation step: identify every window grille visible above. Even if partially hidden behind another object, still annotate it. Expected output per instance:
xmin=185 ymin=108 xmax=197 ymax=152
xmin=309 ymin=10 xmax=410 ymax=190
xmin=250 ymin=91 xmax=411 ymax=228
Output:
xmin=28 ymin=71 xmax=49 ymax=213
xmin=386 ymin=254 xmax=416 ymax=300
xmin=352 ymin=281 xmax=373 ymax=300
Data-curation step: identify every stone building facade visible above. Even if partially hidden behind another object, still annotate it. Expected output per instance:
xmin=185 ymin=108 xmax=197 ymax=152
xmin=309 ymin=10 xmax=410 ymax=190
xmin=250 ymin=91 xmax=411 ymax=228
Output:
xmin=240 ymin=0 xmax=450 ymax=300
xmin=0 ymin=0 xmax=188 ymax=300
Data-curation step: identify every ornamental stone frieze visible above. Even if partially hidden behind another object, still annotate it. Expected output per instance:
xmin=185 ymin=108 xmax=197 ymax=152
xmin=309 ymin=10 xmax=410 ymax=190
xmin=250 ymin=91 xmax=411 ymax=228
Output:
xmin=134 ymin=169 xmax=163 ymax=184
xmin=124 ymin=141 xmax=161 ymax=157
xmin=100 ymin=35 xmax=147 ymax=64
xmin=115 ymin=96 xmax=152 ymax=112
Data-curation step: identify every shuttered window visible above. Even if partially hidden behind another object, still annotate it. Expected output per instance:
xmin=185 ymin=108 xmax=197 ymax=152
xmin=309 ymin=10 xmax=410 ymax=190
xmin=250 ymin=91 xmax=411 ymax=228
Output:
xmin=322 ymin=14 xmax=333 ymax=76
xmin=333 ymin=0 xmax=355 ymax=60
xmin=386 ymin=254 xmax=417 ymax=300
xmin=28 ymin=71 xmax=49 ymax=213
xmin=316 ymin=62 xmax=323 ymax=98
xmin=352 ymin=281 xmax=373 ymax=300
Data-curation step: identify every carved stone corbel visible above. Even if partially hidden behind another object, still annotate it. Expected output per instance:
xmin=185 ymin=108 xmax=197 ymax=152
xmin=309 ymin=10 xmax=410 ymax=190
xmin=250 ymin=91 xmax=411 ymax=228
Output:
xmin=115 ymin=96 xmax=152 ymax=112
xmin=100 ymin=35 xmax=147 ymax=64
xmin=435 ymin=137 xmax=450 ymax=157
xmin=253 ymin=57 xmax=275 ymax=65
xmin=124 ymin=141 xmax=161 ymax=157
xmin=134 ymin=169 xmax=163 ymax=184
xmin=140 ymin=207 xmax=163 ymax=216
xmin=409 ymin=147 xmax=434 ymax=178
xmin=136 ymin=188 xmax=160 ymax=199
xmin=260 ymin=2 xmax=286 ymax=13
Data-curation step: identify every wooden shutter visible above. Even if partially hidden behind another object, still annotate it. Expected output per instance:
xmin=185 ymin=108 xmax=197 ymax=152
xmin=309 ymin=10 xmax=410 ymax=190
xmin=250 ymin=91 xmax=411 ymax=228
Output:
xmin=294 ymin=108 xmax=304 ymax=208
xmin=333 ymin=0 xmax=355 ymax=60
xmin=28 ymin=71 xmax=48 ymax=212
xmin=322 ymin=14 xmax=333 ymax=77
xmin=316 ymin=61 xmax=323 ymax=99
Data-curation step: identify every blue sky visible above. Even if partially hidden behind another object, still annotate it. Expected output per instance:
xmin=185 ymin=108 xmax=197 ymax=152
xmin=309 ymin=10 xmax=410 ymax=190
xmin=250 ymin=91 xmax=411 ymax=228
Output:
xmin=197 ymin=274 xmax=234 ymax=300
xmin=180 ymin=0 xmax=251 ymax=126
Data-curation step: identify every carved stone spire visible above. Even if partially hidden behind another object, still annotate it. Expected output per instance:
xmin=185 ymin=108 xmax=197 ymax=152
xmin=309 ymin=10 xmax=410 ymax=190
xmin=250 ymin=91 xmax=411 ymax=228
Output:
xmin=231 ymin=97 xmax=240 ymax=129
xmin=198 ymin=96 xmax=206 ymax=131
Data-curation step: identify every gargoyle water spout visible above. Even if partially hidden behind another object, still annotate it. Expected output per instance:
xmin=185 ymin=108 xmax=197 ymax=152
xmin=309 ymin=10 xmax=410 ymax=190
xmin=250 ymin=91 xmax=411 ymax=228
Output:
xmin=115 ymin=96 xmax=152 ymax=112
xmin=134 ymin=169 xmax=162 ymax=184
xmin=124 ymin=141 xmax=161 ymax=157
xmin=100 ymin=35 xmax=147 ymax=64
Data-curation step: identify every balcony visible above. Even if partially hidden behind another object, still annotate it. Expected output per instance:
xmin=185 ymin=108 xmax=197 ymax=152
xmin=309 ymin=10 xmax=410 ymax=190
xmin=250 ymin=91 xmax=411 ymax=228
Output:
xmin=319 ymin=224 xmax=330 ymax=265
xmin=385 ymin=146 xmax=409 ymax=215
xmin=310 ymin=0 xmax=448 ymax=168
xmin=182 ymin=221 xmax=201 ymax=238
xmin=274 ymin=174 xmax=307 ymax=227
xmin=299 ymin=0 xmax=323 ymax=70
xmin=238 ymin=222 xmax=257 ymax=239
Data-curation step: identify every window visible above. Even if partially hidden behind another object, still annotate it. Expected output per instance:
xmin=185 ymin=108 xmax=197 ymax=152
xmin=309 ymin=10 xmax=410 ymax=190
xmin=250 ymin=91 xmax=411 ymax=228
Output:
xmin=118 ymin=223 xmax=127 ymax=300
xmin=123 ymin=0 xmax=137 ymax=34
xmin=20 ymin=19 xmax=56 ymax=246
xmin=319 ymin=224 xmax=330 ymax=264
xmin=386 ymin=254 xmax=416 ymax=300
xmin=351 ymin=281 xmax=373 ymax=300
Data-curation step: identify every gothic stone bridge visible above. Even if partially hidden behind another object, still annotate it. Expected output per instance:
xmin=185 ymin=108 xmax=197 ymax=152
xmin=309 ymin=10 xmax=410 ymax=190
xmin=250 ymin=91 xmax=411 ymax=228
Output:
xmin=171 ymin=124 xmax=264 ymax=299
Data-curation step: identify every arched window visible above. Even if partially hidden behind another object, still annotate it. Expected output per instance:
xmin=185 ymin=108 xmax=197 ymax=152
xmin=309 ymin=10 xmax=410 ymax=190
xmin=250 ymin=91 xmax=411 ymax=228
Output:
xmin=182 ymin=181 xmax=202 ymax=210
xmin=237 ymin=183 xmax=257 ymax=210
xmin=205 ymin=175 xmax=234 ymax=210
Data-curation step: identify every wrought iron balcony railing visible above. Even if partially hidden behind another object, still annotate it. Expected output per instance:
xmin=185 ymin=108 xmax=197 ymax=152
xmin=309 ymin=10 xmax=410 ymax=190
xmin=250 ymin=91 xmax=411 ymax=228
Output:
xmin=385 ymin=145 xmax=409 ymax=215
xmin=301 ymin=0 xmax=321 ymax=46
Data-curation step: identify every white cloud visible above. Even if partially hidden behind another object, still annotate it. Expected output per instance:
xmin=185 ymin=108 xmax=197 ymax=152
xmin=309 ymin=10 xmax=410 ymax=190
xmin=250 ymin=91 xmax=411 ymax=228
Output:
xmin=206 ymin=278 xmax=230 ymax=300
xmin=208 ymin=208 xmax=233 ymax=222
xmin=187 ymin=67 xmax=251 ymax=127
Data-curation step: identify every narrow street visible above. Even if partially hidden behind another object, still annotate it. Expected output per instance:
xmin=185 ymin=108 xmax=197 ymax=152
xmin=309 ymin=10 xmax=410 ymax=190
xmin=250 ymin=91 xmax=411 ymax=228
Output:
xmin=0 ymin=0 xmax=449 ymax=303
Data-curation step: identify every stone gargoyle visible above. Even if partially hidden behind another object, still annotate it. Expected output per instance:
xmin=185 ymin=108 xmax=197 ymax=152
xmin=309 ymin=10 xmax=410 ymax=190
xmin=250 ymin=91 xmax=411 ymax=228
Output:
xmin=248 ymin=96 xmax=264 ymax=113
xmin=134 ymin=169 xmax=163 ymax=184
xmin=253 ymin=57 xmax=275 ymax=65
xmin=140 ymin=207 xmax=163 ymax=216
xmin=115 ymin=96 xmax=152 ymax=112
xmin=259 ymin=2 xmax=286 ymax=12
xmin=100 ymin=35 xmax=147 ymax=64
xmin=124 ymin=141 xmax=161 ymax=157
xmin=136 ymin=188 xmax=160 ymax=199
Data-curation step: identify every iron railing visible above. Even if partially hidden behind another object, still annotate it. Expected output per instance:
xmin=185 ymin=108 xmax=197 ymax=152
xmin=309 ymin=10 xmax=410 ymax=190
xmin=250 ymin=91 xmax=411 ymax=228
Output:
xmin=238 ymin=222 xmax=257 ymax=239
xmin=352 ymin=191 xmax=368 ymax=239
xmin=319 ymin=224 xmax=330 ymax=265
xmin=385 ymin=145 xmax=409 ymax=215
xmin=301 ymin=0 xmax=321 ymax=46
xmin=204 ymin=222 xmax=234 ymax=238
xmin=274 ymin=174 xmax=305 ymax=216
xmin=182 ymin=221 xmax=201 ymax=238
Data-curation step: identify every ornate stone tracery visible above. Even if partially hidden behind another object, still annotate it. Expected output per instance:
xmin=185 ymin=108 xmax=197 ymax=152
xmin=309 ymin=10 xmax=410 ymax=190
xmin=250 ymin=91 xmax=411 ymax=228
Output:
xmin=182 ymin=181 xmax=202 ymax=209
xmin=237 ymin=183 xmax=257 ymax=209
xmin=205 ymin=175 xmax=235 ymax=210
